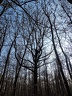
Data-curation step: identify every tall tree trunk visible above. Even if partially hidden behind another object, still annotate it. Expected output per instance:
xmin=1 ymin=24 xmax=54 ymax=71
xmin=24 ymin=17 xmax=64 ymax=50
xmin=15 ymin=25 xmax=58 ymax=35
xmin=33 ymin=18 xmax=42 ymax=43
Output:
xmin=46 ymin=14 xmax=72 ymax=96
xmin=12 ymin=73 xmax=19 ymax=96
xmin=0 ymin=41 xmax=13 ymax=94
xmin=34 ymin=63 xmax=37 ymax=96
xmin=51 ymin=25 xmax=71 ymax=96
xmin=54 ymin=25 xmax=72 ymax=80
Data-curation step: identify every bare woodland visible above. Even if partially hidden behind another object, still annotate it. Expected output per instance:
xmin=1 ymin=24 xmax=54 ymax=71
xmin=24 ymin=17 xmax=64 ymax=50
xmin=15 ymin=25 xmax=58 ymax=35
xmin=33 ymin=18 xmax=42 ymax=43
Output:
xmin=0 ymin=0 xmax=72 ymax=96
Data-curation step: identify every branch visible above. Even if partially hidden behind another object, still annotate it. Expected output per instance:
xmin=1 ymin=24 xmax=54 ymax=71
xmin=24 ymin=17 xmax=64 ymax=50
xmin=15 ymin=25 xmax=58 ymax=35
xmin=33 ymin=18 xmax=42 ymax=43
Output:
xmin=21 ymin=64 xmax=34 ymax=72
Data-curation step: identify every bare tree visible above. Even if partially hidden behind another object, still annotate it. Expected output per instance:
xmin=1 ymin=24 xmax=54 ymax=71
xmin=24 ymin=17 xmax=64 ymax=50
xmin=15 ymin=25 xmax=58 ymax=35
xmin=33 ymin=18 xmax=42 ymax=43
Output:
xmin=0 ymin=33 xmax=17 ymax=95
xmin=0 ymin=0 xmax=72 ymax=96
xmin=42 ymin=1 xmax=72 ymax=96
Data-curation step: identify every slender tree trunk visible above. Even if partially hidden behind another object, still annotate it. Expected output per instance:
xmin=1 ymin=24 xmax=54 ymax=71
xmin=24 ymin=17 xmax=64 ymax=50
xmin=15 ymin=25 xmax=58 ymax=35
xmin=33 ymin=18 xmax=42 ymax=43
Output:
xmin=0 ymin=42 xmax=13 ymax=94
xmin=55 ymin=26 xmax=72 ymax=80
xmin=13 ymin=73 xmax=18 ymax=96
xmin=46 ymin=14 xmax=72 ymax=96
xmin=34 ymin=63 xmax=37 ymax=96
xmin=51 ymin=27 xmax=71 ymax=96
